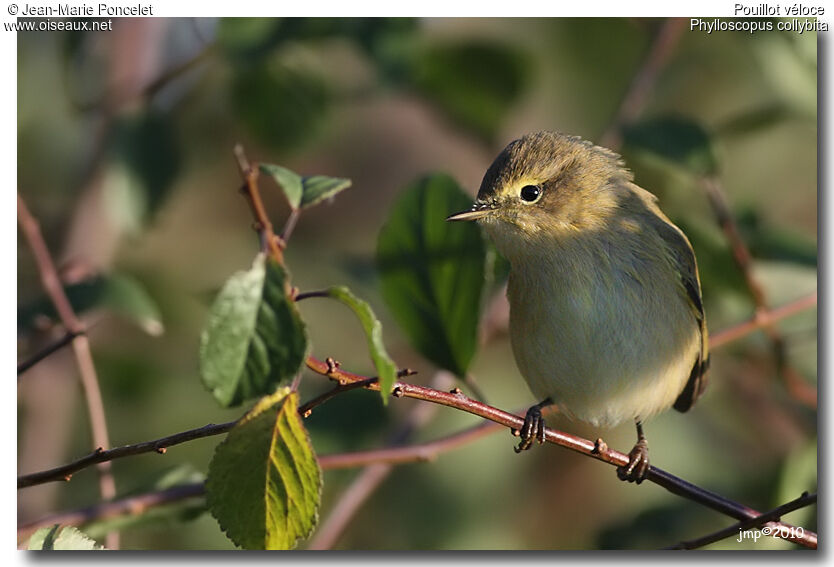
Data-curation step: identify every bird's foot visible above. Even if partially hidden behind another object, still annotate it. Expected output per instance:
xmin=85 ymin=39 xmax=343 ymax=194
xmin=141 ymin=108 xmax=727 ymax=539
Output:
xmin=617 ymin=438 xmax=649 ymax=484
xmin=512 ymin=398 xmax=551 ymax=453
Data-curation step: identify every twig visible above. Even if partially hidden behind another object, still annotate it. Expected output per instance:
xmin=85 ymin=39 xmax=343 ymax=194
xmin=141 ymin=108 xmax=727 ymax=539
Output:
xmin=317 ymin=418 xmax=501 ymax=470
xmin=17 ymin=194 xmax=118 ymax=547
xmin=666 ymin=492 xmax=817 ymax=550
xmin=17 ymin=330 xmax=83 ymax=377
xmin=710 ymin=292 xmax=817 ymax=349
xmin=17 ymin=483 xmax=206 ymax=543
xmin=699 ymin=176 xmax=817 ymax=409
xmin=233 ymin=144 xmax=284 ymax=264
xmin=17 ymin=294 xmax=816 ymax=489
xmin=599 ymin=17 xmax=688 ymax=149
xmin=308 ymin=371 xmax=456 ymax=550
xmin=305 ymin=355 xmax=817 ymax=549
xmin=17 ymin=422 xmax=237 ymax=489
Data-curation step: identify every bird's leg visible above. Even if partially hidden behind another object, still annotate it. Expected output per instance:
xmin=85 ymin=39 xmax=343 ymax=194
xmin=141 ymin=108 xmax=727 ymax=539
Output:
xmin=513 ymin=397 xmax=552 ymax=453
xmin=617 ymin=420 xmax=650 ymax=484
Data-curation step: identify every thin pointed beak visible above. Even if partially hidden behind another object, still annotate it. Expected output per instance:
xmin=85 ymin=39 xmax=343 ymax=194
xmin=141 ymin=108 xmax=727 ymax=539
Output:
xmin=446 ymin=202 xmax=493 ymax=222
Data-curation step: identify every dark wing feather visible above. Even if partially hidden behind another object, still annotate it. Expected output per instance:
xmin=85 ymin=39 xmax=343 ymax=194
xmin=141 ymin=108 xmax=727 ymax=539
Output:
xmin=647 ymin=210 xmax=709 ymax=413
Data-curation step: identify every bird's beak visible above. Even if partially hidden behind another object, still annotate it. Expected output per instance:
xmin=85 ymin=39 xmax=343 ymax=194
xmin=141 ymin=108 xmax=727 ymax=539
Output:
xmin=446 ymin=202 xmax=493 ymax=222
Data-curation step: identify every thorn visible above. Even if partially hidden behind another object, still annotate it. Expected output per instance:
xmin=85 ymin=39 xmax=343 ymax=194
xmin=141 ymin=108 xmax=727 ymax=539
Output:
xmin=392 ymin=386 xmax=404 ymax=398
xmin=325 ymin=357 xmax=340 ymax=374
xmin=593 ymin=438 xmax=608 ymax=455
xmin=511 ymin=429 xmax=520 ymax=437
xmin=450 ymin=387 xmax=463 ymax=395
xmin=156 ymin=447 xmax=167 ymax=454
xmin=63 ymin=475 xmax=72 ymax=482
xmin=94 ymin=447 xmax=104 ymax=455
xmin=302 ymin=409 xmax=312 ymax=418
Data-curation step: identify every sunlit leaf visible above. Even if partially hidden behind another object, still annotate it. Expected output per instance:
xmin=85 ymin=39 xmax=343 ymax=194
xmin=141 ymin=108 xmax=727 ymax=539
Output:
xmin=376 ymin=173 xmax=487 ymax=377
xmin=28 ymin=525 xmax=103 ymax=550
xmin=206 ymin=389 xmax=321 ymax=550
xmin=200 ymin=254 xmax=309 ymax=407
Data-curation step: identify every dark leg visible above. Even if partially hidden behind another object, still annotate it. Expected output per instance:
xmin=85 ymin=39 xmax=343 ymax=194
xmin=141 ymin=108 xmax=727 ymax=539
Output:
xmin=617 ymin=420 xmax=650 ymax=484
xmin=513 ymin=398 xmax=552 ymax=453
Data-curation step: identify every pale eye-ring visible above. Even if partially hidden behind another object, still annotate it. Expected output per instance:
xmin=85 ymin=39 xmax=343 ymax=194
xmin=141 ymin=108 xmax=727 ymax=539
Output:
xmin=520 ymin=184 xmax=542 ymax=203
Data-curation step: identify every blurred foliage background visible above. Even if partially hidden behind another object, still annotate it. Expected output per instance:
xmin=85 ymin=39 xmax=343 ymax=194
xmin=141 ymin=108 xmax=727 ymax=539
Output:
xmin=17 ymin=17 xmax=817 ymax=550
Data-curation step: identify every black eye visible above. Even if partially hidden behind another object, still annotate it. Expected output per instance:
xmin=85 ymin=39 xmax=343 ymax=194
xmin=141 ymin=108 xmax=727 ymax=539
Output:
xmin=520 ymin=184 xmax=541 ymax=202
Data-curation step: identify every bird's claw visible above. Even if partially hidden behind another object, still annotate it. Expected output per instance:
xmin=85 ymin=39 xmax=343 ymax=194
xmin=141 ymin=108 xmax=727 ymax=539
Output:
xmin=513 ymin=404 xmax=546 ymax=453
xmin=617 ymin=438 xmax=649 ymax=484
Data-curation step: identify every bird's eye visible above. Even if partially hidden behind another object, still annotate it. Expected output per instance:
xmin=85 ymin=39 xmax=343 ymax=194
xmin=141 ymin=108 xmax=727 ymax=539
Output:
xmin=520 ymin=184 xmax=542 ymax=203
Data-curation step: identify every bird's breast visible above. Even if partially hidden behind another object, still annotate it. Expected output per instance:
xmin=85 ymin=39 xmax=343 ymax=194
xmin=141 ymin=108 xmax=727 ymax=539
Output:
xmin=504 ymin=237 xmax=699 ymax=427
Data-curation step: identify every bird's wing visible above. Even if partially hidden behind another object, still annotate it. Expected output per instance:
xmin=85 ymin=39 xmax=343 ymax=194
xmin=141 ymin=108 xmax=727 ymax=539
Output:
xmin=649 ymin=213 xmax=710 ymax=413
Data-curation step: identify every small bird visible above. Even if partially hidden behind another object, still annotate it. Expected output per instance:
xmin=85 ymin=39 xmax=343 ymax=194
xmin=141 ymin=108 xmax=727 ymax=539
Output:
xmin=447 ymin=131 xmax=708 ymax=483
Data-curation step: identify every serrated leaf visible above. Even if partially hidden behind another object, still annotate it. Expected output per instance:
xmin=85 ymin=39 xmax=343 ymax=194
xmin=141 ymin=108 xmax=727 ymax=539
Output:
xmin=623 ymin=116 xmax=718 ymax=177
xmin=206 ymin=388 xmax=322 ymax=550
xmin=324 ymin=286 xmax=398 ymax=403
xmin=260 ymin=163 xmax=352 ymax=211
xmin=200 ymin=254 xmax=309 ymax=407
xmin=376 ymin=173 xmax=487 ymax=377
xmin=260 ymin=163 xmax=304 ymax=210
xmin=17 ymin=272 xmax=163 ymax=336
xmin=299 ymin=175 xmax=352 ymax=209
xmin=28 ymin=525 xmax=103 ymax=550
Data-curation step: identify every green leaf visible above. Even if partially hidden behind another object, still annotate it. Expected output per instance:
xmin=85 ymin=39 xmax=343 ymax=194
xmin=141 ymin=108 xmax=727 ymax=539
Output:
xmin=206 ymin=388 xmax=322 ymax=550
xmin=299 ymin=175 xmax=352 ymax=209
xmin=259 ymin=163 xmax=304 ymax=210
xmin=17 ymin=272 xmax=164 ymax=336
xmin=200 ymin=254 xmax=309 ymax=407
xmin=376 ymin=173 xmax=487 ymax=377
xmin=622 ymin=116 xmax=718 ymax=177
xmin=413 ymin=41 xmax=529 ymax=141
xmin=260 ymin=163 xmax=352 ymax=211
xmin=323 ymin=286 xmax=398 ymax=403
xmin=28 ymin=525 xmax=103 ymax=550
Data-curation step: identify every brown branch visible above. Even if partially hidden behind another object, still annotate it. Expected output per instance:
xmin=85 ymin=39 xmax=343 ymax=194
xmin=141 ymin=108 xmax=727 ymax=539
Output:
xmin=599 ymin=17 xmax=688 ymax=149
xmin=666 ymin=492 xmax=817 ymax=550
xmin=17 ymin=293 xmax=816 ymax=489
xmin=17 ymin=194 xmax=118 ymax=546
xmin=17 ymin=422 xmax=237 ymax=489
xmin=233 ymin=144 xmax=284 ymax=264
xmin=304 ymin=355 xmax=817 ymax=549
xmin=17 ymin=330 xmax=83 ymax=377
xmin=17 ymin=483 xmax=206 ymax=544
xmin=699 ymin=176 xmax=817 ymax=409
xmin=710 ymin=292 xmax=817 ymax=349
xmin=308 ymin=371 xmax=455 ymax=550
xmin=318 ymin=418 xmax=501 ymax=470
